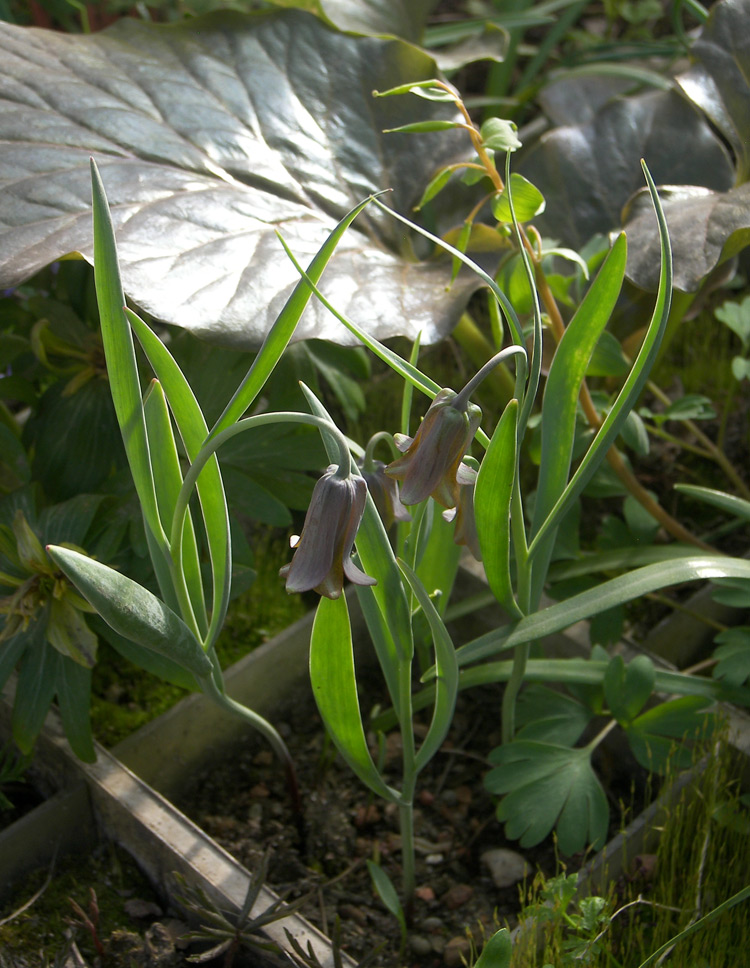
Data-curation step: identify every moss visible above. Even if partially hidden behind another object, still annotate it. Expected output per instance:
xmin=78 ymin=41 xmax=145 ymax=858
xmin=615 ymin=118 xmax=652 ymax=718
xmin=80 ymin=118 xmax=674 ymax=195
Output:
xmin=0 ymin=842 xmax=161 ymax=963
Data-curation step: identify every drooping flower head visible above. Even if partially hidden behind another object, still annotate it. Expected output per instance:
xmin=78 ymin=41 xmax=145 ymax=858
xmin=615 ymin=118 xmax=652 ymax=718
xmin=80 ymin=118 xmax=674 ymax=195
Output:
xmin=359 ymin=452 xmax=411 ymax=531
xmin=385 ymin=388 xmax=482 ymax=509
xmin=280 ymin=465 xmax=375 ymax=600
xmin=443 ymin=470 xmax=482 ymax=561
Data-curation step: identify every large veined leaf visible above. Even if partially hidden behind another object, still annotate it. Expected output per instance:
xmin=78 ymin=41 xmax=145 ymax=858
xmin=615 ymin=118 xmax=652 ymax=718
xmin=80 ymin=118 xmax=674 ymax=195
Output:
xmin=624 ymin=0 xmax=750 ymax=290
xmin=676 ymin=0 xmax=750 ymax=183
xmin=518 ymin=87 xmax=734 ymax=252
xmin=265 ymin=0 xmax=440 ymax=42
xmin=0 ymin=9 xmax=478 ymax=348
xmin=623 ymin=183 xmax=750 ymax=291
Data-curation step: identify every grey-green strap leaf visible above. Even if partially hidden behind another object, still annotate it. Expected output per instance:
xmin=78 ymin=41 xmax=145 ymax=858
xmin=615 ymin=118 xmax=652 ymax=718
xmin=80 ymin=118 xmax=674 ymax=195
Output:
xmin=47 ymin=545 xmax=212 ymax=681
xmin=309 ymin=595 xmax=400 ymax=804
xmin=397 ymin=559 xmax=458 ymax=774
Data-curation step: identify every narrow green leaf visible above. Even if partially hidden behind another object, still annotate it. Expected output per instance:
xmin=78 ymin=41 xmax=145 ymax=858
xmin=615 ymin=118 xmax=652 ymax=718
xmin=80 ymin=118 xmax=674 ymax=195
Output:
xmin=414 ymin=166 xmax=454 ymax=211
xmin=531 ymin=234 xmax=627 ymax=576
xmin=12 ymin=635 xmax=57 ymax=754
xmin=90 ymin=161 xmax=163 ymax=546
xmin=373 ymin=80 xmax=456 ymax=101
xmin=384 ymin=120 xmax=468 ymax=134
xmin=89 ymin=616 xmax=198 ymax=691
xmin=475 ymin=398 xmax=520 ymax=616
xmin=211 ymin=195 xmax=381 ymax=438
xmin=309 ymin=596 xmax=399 ymax=803
xmin=366 ymin=861 xmax=406 ymax=932
xmin=143 ymin=378 xmax=207 ymax=637
xmin=529 ymin=163 xmax=673 ymax=559
xmin=397 ymin=560 xmax=458 ymax=774
xmin=47 ymin=545 xmax=212 ymax=681
xmin=0 ymin=629 xmax=28 ymax=693
xmin=457 ymin=556 xmax=750 ymax=667
xmin=127 ymin=310 xmax=230 ymax=653
xmin=675 ymin=484 xmax=750 ymax=523
xmin=55 ymin=655 xmax=95 ymax=762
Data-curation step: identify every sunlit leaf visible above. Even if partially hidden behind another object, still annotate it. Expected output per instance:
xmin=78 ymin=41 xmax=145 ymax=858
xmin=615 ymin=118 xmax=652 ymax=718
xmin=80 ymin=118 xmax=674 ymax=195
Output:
xmin=0 ymin=10 xmax=480 ymax=348
xmin=486 ymin=740 xmax=609 ymax=853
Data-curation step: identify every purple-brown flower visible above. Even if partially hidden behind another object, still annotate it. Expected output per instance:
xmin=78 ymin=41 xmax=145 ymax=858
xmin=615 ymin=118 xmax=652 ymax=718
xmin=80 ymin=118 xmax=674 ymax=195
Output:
xmin=280 ymin=465 xmax=375 ymax=600
xmin=359 ymin=459 xmax=411 ymax=530
xmin=444 ymin=474 xmax=482 ymax=561
xmin=385 ymin=389 xmax=482 ymax=508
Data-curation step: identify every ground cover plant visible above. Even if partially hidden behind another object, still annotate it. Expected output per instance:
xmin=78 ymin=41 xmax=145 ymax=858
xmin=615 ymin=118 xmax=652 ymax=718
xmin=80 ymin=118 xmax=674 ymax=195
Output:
xmin=3 ymin=0 xmax=750 ymax=964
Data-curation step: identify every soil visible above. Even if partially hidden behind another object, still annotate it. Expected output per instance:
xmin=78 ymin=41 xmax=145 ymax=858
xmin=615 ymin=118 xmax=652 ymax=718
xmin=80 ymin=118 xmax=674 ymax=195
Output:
xmin=177 ymin=675 xmax=649 ymax=968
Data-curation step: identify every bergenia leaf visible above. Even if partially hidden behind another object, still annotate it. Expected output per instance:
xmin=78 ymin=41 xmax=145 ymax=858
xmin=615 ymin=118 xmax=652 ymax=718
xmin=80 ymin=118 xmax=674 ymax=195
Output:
xmin=0 ymin=10 xmax=480 ymax=348
xmin=519 ymin=88 xmax=733 ymax=251
xmin=676 ymin=0 xmax=750 ymax=182
xmin=486 ymin=740 xmax=609 ymax=853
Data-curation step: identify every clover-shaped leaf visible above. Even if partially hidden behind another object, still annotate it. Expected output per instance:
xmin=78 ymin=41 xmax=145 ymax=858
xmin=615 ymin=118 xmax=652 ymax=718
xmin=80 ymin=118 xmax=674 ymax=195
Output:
xmin=603 ymin=653 xmax=655 ymax=725
xmin=0 ymin=10 xmax=479 ymax=349
xmin=515 ymin=685 xmax=593 ymax=746
xmin=712 ymin=627 xmax=750 ymax=687
xmin=485 ymin=741 xmax=609 ymax=854
xmin=625 ymin=696 xmax=713 ymax=772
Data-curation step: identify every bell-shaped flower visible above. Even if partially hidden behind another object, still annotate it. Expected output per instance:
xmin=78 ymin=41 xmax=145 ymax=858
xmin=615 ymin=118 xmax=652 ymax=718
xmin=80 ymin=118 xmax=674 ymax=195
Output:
xmin=385 ymin=388 xmax=482 ymax=508
xmin=359 ymin=459 xmax=411 ymax=530
xmin=443 ymin=472 xmax=482 ymax=561
xmin=280 ymin=465 xmax=376 ymax=600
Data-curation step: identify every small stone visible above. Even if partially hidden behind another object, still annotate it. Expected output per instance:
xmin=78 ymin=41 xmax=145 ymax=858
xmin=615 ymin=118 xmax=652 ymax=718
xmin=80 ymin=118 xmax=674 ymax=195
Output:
xmin=425 ymin=853 xmax=444 ymax=865
xmin=415 ymin=885 xmax=435 ymax=902
xmin=422 ymin=916 xmax=444 ymax=932
xmin=108 ymin=930 xmax=146 ymax=962
xmin=339 ymin=903 xmax=367 ymax=926
xmin=481 ymin=848 xmax=531 ymax=888
xmin=145 ymin=922 xmax=178 ymax=967
xmin=162 ymin=919 xmax=192 ymax=950
xmin=442 ymin=883 xmax=474 ymax=910
xmin=249 ymin=781 xmax=269 ymax=798
xmin=444 ymin=936 xmax=470 ymax=967
xmin=253 ymin=750 xmax=273 ymax=766
xmin=418 ymin=789 xmax=435 ymax=807
xmin=354 ymin=803 xmax=380 ymax=827
xmin=430 ymin=935 xmax=446 ymax=955
xmin=124 ymin=897 xmax=162 ymax=919
xmin=409 ymin=934 xmax=433 ymax=957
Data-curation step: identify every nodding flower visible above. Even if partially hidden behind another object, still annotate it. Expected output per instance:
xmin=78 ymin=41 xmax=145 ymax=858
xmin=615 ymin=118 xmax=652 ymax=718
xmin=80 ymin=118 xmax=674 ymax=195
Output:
xmin=359 ymin=458 xmax=411 ymax=531
xmin=385 ymin=388 xmax=482 ymax=509
xmin=280 ymin=465 xmax=376 ymax=600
